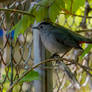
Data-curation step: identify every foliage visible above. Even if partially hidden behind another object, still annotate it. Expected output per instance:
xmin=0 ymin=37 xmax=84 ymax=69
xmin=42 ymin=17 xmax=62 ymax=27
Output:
xmin=0 ymin=70 xmax=39 ymax=83
xmin=19 ymin=70 xmax=40 ymax=83
xmin=10 ymin=0 xmax=86 ymax=40
xmin=5 ymin=0 xmax=92 ymax=91
xmin=80 ymin=44 xmax=92 ymax=59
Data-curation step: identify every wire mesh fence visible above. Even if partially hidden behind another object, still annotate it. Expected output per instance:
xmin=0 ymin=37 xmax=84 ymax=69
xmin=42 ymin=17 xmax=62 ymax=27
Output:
xmin=0 ymin=0 xmax=92 ymax=92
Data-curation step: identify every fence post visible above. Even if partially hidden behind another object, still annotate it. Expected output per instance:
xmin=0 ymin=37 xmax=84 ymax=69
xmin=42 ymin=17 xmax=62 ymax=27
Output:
xmin=33 ymin=22 xmax=45 ymax=92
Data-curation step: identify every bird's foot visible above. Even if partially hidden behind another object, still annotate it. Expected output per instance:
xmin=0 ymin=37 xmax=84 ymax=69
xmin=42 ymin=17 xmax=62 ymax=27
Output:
xmin=50 ymin=53 xmax=62 ymax=64
xmin=50 ymin=53 xmax=60 ymax=58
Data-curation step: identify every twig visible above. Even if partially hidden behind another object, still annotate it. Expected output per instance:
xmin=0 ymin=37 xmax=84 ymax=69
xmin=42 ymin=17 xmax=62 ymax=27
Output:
xmin=1 ymin=6 xmax=92 ymax=19
xmin=63 ymin=58 xmax=92 ymax=71
xmin=7 ymin=57 xmax=92 ymax=92
xmin=0 ymin=8 xmax=35 ymax=17
xmin=60 ymin=12 xmax=92 ymax=19
xmin=80 ymin=0 xmax=91 ymax=28
xmin=76 ymin=29 xmax=92 ymax=33
xmin=7 ymin=58 xmax=57 ymax=92
xmin=6 ymin=57 xmax=72 ymax=92
xmin=64 ymin=58 xmax=92 ymax=76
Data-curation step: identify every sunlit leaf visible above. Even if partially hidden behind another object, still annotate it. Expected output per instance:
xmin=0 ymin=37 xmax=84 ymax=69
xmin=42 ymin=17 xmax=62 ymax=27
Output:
xmin=64 ymin=0 xmax=85 ymax=13
xmin=9 ymin=7 xmax=35 ymax=40
xmin=49 ymin=3 xmax=59 ymax=22
xmin=36 ymin=7 xmax=48 ymax=22
xmin=19 ymin=70 xmax=40 ymax=83
xmin=39 ymin=0 xmax=54 ymax=7
xmin=72 ymin=0 xmax=85 ymax=13
xmin=80 ymin=44 xmax=92 ymax=59
xmin=64 ymin=0 xmax=71 ymax=11
xmin=14 ymin=14 xmax=35 ymax=40
xmin=49 ymin=0 xmax=65 ymax=22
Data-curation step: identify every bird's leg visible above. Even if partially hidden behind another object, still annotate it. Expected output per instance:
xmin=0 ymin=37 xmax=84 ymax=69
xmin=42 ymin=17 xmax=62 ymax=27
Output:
xmin=56 ymin=50 xmax=71 ymax=64
xmin=49 ymin=53 xmax=61 ymax=64
xmin=50 ymin=50 xmax=71 ymax=64
xmin=50 ymin=53 xmax=59 ymax=58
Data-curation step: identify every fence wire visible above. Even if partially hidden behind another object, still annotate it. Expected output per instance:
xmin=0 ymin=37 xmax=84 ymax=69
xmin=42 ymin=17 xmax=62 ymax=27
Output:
xmin=0 ymin=0 xmax=92 ymax=92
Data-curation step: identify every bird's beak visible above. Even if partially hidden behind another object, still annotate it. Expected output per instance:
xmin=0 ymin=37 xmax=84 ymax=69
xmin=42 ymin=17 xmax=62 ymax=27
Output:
xmin=32 ymin=26 xmax=39 ymax=29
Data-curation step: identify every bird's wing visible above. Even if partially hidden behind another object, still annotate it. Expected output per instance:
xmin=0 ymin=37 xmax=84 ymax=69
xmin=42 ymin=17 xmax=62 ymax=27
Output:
xmin=52 ymin=26 xmax=82 ymax=49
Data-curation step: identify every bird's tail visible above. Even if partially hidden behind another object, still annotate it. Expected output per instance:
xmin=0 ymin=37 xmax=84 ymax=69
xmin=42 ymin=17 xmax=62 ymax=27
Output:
xmin=78 ymin=36 xmax=92 ymax=44
xmin=73 ymin=32 xmax=92 ymax=44
xmin=79 ymin=40 xmax=92 ymax=44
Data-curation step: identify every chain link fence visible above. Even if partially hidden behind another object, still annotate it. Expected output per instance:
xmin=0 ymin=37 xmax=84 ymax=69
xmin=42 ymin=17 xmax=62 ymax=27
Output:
xmin=0 ymin=0 xmax=92 ymax=92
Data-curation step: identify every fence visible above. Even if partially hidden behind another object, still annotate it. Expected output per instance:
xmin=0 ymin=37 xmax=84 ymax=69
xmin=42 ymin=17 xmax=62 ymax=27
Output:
xmin=0 ymin=0 xmax=92 ymax=92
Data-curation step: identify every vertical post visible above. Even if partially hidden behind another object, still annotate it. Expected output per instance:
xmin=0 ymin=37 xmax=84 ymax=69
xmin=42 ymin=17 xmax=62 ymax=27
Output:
xmin=33 ymin=23 xmax=53 ymax=92
xmin=33 ymin=1 xmax=53 ymax=91
xmin=45 ymin=51 xmax=53 ymax=92
xmin=33 ymin=22 xmax=45 ymax=92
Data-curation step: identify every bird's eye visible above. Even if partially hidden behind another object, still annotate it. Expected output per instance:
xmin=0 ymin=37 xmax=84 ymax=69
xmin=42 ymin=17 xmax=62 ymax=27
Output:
xmin=40 ymin=25 xmax=43 ymax=29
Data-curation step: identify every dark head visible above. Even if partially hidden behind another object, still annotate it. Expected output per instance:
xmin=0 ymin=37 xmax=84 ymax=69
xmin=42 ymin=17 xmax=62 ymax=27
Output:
xmin=32 ymin=22 xmax=53 ymax=31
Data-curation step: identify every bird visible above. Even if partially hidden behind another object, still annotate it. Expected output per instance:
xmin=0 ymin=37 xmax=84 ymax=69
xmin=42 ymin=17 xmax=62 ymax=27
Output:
xmin=32 ymin=22 xmax=92 ymax=55
xmin=32 ymin=22 xmax=92 ymax=89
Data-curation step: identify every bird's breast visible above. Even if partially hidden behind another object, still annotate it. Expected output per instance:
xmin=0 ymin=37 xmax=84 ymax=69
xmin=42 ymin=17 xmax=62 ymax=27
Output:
xmin=40 ymin=32 xmax=70 ymax=54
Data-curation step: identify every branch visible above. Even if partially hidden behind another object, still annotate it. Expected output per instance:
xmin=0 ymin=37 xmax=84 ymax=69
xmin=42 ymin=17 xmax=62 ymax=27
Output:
xmin=1 ymin=6 xmax=92 ymax=19
xmin=76 ymin=29 xmax=92 ymax=33
xmin=7 ymin=57 xmax=73 ymax=92
xmin=60 ymin=12 xmax=92 ymax=19
xmin=7 ymin=58 xmax=57 ymax=92
xmin=7 ymin=57 xmax=92 ymax=92
xmin=0 ymin=8 xmax=35 ymax=17
xmin=80 ymin=0 xmax=91 ymax=28
xmin=63 ymin=58 xmax=92 ymax=71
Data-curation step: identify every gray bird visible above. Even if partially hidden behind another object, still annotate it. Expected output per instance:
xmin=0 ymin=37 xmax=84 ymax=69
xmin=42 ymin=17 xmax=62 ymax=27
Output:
xmin=32 ymin=22 xmax=92 ymax=55
xmin=32 ymin=22 xmax=92 ymax=88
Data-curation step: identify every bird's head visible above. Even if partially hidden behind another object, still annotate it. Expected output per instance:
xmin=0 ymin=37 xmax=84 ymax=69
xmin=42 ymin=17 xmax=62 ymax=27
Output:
xmin=32 ymin=22 xmax=53 ymax=32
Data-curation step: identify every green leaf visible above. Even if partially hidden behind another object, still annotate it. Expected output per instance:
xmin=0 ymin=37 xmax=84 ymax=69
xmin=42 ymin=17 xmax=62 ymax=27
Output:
xmin=36 ymin=7 xmax=48 ymax=22
xmin=0 ymin=74 xmax=6 ymax=83
xmin=55 ymin=0 xmax=65 ymax=9
xmin=80 ymin=44 xmax=92 ymax=59
xmin=49 ymin=0 xmax=65 ymax=22
xmin=14 ymin=15 xmax=35 ymax=40
xmin=49 ymin=3 xmax=59 ymax=22
xmin=64 ymin=0 xmax=71 ymax=11
xmin=39 ymin=0 xmax=54 ymax=7
xmin=19 ymin=70 xmax=40 ymax=83
xmin=64 ymin=0 xmax=85 ymax=13
xmin=9 ymin=7 xmax=35 ymax=40
xmin=72 ymin=0 xmax=85 ymax=13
